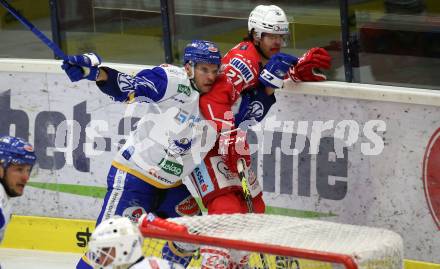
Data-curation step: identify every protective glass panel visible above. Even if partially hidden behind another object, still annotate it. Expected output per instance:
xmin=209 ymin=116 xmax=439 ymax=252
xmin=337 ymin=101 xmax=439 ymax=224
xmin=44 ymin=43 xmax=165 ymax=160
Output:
xmin=57 ymin=0 xmax=165 ymax=65
xmin=352 ymin=0 xmax=440 ymax=90
xmin=0 ymin=0 xmax=53 ymax=59
xmin=171 ymin=0 xmax=342 ymax=82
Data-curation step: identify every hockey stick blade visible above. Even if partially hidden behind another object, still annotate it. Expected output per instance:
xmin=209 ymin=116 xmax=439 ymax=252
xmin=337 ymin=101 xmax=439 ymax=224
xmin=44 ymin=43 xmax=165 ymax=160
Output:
xmin=0 ymin=0 xmax=67 ymax=60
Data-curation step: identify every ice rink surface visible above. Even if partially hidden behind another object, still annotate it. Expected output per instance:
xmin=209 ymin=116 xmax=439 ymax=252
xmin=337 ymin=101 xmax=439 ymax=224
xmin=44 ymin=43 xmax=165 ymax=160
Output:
xmin=0 ymin=248 xmax=81 ymax=269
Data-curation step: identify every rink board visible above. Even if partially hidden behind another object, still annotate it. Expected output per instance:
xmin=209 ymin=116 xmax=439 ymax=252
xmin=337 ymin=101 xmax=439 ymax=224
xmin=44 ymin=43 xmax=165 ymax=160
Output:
xmin=1 ymin=215 xmax=439 ymax=269
xmin=0 ymin=59 xmax=440 ymax=265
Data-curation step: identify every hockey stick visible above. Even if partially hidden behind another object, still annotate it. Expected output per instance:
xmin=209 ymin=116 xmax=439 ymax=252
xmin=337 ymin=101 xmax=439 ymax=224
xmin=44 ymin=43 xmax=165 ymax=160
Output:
xmin=237 ymin=159 xmax=300 ymax=269
xmin=237 ymin=158 xmax=271 ymax=269
xmin=237 ymin=158 xmax=254 ymax=213
xmin=0 ymin=0 xmax=67 ymax=60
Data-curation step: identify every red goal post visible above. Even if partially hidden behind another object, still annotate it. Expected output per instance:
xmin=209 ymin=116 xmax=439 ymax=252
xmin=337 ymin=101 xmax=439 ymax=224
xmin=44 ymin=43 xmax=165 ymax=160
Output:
xmin=139 ymin=213 xmax=403 ymax=269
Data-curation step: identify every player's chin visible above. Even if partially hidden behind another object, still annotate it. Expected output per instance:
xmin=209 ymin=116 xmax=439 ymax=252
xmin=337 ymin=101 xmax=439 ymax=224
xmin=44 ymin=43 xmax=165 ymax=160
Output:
xmin=270 ymin=48 xmax=281 ymax=55
xmin=200 ymin=84 xmax=213 ymax=93
xmin=15 ymin=184 xmax=25 ymax=195
xmin=9 ymin=188 xmax=24 ymax=197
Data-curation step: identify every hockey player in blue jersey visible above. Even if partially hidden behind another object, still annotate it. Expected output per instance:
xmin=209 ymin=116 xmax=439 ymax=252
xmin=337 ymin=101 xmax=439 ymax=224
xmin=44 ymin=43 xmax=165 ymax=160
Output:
xmin=0 ymin=136 xmax=37 ymax=243
xmin=62 ymin=40 xmax=222 ymax=269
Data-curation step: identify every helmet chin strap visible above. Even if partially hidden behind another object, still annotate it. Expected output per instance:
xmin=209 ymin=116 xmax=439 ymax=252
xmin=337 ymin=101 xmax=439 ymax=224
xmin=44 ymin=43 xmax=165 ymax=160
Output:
xmin=187 ymin=62 xmax=201 ymax=92
xmin=190 ymin=79 xmax=201 ymax=93
xmin=188 ymin=61 xmax=195 ymax=80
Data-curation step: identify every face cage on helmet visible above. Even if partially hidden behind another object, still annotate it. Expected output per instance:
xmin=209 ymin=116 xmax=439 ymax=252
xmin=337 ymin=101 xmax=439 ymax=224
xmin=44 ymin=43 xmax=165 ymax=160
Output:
xmin=87 ymin=247 xmax=117 ymax=269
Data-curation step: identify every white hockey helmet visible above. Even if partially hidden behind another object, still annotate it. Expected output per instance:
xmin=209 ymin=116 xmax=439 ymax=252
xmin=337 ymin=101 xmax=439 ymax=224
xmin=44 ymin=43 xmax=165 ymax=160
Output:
xmin=86 ymin=217 xmax=143 ymax=269
xmin=248 ymin=5 xmax=290 ymax=39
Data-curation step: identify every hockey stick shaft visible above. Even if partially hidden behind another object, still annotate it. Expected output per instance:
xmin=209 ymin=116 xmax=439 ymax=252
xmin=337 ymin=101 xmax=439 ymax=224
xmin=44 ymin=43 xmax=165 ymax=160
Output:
xmin=237 ymin=160 xmax=298 ymax=269
xmin=237 ymin=158 xmax=254 ymax=213
xmin=237 ymin=159 xmax=272 ymax=269
xmin=0 ymin=0 xmax=67 ymax=60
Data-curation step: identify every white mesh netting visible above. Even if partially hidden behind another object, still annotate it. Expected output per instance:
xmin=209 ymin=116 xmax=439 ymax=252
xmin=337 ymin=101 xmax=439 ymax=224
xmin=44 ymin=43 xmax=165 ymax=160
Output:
xmin=142 ymin=213 xmax=403 ymax=269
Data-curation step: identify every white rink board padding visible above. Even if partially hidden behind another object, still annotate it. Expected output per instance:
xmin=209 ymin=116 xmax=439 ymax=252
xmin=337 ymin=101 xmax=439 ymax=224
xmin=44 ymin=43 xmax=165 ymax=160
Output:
xmin=141 ymin=213 xmax=403 ymax=269
xmin=1 ymin=59 xmax=440 ymax=264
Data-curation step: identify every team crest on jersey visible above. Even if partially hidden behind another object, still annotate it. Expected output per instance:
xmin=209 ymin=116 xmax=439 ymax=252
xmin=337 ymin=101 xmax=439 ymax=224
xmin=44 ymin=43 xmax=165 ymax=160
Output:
xmin=165 ymin=138 xmax=192 ymax=157
xmin=177 ymin=84 xmax=191 ymax=96
xmin=175 ymin=196 xmax=201 ymax=216
xmin=245 ymin=101 xmax=264 ymax=120
xmin=122 ymin=207 xmax=146 ymax=222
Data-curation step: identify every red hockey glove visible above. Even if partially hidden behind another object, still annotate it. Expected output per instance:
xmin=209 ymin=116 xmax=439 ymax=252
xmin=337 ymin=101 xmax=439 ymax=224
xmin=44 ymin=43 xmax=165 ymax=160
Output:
xmin=288 ymin=47 xmax=332 ymax=82
xmin=218 ymin=128 xmax=251 ymax=175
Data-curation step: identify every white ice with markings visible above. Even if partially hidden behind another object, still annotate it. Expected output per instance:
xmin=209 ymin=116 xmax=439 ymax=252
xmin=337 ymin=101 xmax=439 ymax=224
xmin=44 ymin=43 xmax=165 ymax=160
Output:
xmin=0 ymin=248 xmax=81 ymax=269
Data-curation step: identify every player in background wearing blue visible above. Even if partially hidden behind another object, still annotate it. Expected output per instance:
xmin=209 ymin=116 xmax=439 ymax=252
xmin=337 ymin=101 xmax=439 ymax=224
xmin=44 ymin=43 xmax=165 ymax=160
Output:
xmin=62 ymin=40 xmax=221 ymax=269
xmin=0 ymin=136 xmax=37 ymax=243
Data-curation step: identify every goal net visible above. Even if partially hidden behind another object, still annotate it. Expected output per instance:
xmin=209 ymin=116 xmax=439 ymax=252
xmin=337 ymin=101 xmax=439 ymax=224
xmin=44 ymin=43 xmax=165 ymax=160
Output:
xmin=138 ymin=213 xmax=403 ymax=269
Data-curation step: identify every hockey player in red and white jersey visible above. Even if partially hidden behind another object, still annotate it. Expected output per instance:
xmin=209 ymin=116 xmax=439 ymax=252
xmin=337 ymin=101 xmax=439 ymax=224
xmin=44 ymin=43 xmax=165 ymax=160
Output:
xmin=189 ymin=5 xmax=331 ymax=268
xmin=192 ymin=3 xmax=332 ymax=219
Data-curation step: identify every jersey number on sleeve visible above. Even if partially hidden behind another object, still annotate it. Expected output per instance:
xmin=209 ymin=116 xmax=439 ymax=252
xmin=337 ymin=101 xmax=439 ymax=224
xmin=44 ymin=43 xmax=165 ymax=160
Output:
xmin=226 ymin=69 xmax=243 ymax=86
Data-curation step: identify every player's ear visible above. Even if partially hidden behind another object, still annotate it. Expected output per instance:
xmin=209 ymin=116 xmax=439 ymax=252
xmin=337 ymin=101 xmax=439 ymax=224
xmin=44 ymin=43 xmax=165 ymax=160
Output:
xmin=184 ymin=63 xmax=193 ymax=77
xmin=252 ymin=32 xmax=260 ymax=45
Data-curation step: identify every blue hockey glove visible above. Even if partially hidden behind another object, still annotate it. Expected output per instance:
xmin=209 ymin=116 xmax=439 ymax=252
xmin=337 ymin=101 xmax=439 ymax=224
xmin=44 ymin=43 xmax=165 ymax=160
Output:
xmin=61 ymin=53 xmax=102 ymax=81
xmin=259 ymin=53 xmax=298 ymax=89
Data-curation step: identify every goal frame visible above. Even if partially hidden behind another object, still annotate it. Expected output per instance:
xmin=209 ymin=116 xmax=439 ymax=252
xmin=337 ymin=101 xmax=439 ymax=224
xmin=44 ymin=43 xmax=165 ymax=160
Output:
xmin=139 ymin=214 xmax=359 ymax=269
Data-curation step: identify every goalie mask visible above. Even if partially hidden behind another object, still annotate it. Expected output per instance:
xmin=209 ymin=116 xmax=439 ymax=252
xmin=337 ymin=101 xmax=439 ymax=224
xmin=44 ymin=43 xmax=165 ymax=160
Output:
xmin=87 ymin=217 xmax=143 ymax=269
xmin=248 ymin=5 xmax=290 ymax=45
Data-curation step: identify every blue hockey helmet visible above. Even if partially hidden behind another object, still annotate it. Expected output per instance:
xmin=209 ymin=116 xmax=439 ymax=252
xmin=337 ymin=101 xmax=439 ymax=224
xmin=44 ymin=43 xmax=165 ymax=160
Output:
xmin=183 ymin=40 xmax=221 ymax=66
xmin=0 ymin=136 xmax=36 ymax=169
